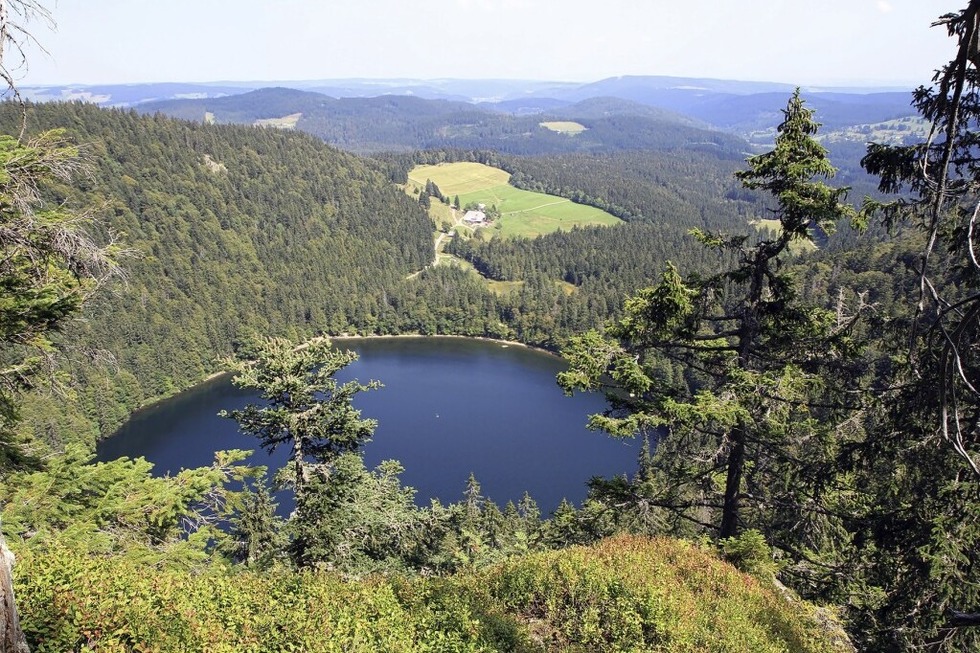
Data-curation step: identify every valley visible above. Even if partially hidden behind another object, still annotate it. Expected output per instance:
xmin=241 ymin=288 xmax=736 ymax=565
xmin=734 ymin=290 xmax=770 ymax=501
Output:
xmin=0 ymin=82 xmax=944 ymax=652
xmin=1 ymin=3 xmax=978 ymax=650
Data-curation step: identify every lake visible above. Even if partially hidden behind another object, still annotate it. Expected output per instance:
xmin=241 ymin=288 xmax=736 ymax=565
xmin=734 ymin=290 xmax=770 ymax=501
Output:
xmin=96 ymin=336 xmax=638 ymax=512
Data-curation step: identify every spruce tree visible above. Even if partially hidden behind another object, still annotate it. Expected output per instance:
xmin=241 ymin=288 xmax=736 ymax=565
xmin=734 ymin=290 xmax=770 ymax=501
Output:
xmin=0 ymin=131 xmax=121 ymax=470
xmin=848 ymin=3 xmax=980 ymax=647
xmin=221 ymin=336 xmax=381 ymax=567
xmin=559 ymin=91 xmax=862 ymax=549
xmin=224 ymin=476 xmax=284 ymax=568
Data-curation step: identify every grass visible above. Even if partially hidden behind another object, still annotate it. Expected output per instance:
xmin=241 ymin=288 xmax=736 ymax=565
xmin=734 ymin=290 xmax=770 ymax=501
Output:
xmin=425 ymin=196 xmax=455 ymax=226
xmin=540 ymin=121 xmax=588 ymax=134
xmin=409 ymin=162 xmax=510 ymax=196
xmin=254 ymin=113 xmax=302 ymax=129
xmin=751 ymin=218 xmax=783 ymax=233
xmin=407 ymin=162 xmax=621 ymax=239
xmin=558 ymin=280 xmax=577 ymax=296
xmin=440 ymin=254 xmax=478 ymax=273
xmin=486 ymin=280 xmax=525 ymax=296
xmin=749 ymin=219 xmax=818 ymax=254
xmin=486 ymin=279 xmax=575 ymax=298
xmin=403 ymin=162 xmax=619 ymax=285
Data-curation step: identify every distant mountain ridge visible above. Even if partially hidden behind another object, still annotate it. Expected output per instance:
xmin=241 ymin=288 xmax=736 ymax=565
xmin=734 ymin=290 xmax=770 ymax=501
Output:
xmin=21 ymin=74 xmax=915 ymax=118
xmin=21 ymin=75 xmax=913 ymax=107
xmin=135 ymin=86 xmax=747 ymax=156
xmin=19 ymin=75 xmax=917 ymax=156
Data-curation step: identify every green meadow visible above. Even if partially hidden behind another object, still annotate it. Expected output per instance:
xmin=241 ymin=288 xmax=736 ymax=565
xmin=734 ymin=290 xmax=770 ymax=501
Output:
xmin=539 ymin=120 xmax=588 ymax=134
xmin=408 ymin=162 xmax=621 ymax=238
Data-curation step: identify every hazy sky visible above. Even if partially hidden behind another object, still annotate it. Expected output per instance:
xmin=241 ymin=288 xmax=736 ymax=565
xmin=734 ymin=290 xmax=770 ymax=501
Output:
xmin=13 ymin=1 xmax=961 ymax=87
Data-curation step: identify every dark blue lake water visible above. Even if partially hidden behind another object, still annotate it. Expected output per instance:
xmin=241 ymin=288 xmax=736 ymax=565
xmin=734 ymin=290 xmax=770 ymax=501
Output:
xmin=96 ymin=337 xmax=637 ymax=512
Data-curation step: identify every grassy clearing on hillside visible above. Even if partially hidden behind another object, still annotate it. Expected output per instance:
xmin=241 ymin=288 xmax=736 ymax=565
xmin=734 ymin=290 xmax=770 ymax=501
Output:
xmin=254 ymin=113 xmax=302 ymax=129
xmin=540 ymin=121 xmax=588 ymax=134
xmin=408 ymin=162 xmax=621 ymax=239
xmin=558 ymin=280 xmax=577 ymax=296
xmin=821 ymin=116 xmax=928 ymax=145
xmin=487 ymin=279 xmax=525 ymax=295
xmin=409 ymin=162 xmax=510 ymax=195
xmin=424 ymin=196 xmax=455 ymax=225
xmin=752 ymin=218 xmax=783 ymax=233
xmin=438 ymin=254 xmax=478 ymax=272
xmin=486 ymin=278 xmax=574 ymax=297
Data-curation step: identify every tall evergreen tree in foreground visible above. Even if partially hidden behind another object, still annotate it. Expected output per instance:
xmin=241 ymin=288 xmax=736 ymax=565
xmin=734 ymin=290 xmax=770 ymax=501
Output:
xmin=862 ymin=1 xmax=980 ymax=479
xmin=559 ymin=90 xmax=863 ymax=568
xmin=0 ymin=130 xmax=121 ymax=471
xmin=848 ymin=2 xmax=980 ymax=649
xmin=559 ymin=6 xmax=980 ymax=648
xmin=222 ymin=337 xmax=418 ymax=571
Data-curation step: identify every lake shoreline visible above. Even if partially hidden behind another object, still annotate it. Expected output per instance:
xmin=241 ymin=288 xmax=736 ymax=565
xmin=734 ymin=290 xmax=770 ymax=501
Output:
xmin=97 ymin=336 xmax=627 ymax=510
xmin=105 ymin=333 xmax=562 ymax=441
xmin=331 ymin=333 xmax=562 ymax=359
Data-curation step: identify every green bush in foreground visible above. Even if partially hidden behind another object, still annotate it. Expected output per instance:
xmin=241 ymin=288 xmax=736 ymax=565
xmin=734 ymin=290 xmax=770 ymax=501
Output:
xmin=15 ymin=535 xmax=849 ymax=652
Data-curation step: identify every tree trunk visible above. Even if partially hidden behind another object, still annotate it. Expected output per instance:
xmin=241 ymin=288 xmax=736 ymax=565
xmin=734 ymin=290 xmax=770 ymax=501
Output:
xmin=719 ymin=425 xmax=746 ymax=540
xmin=0 ymin=532 xmax=29 ymax=653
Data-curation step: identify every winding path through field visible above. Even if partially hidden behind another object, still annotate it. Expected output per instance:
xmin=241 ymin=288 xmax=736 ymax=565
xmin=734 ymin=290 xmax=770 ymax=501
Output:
xmin=407 ymin=208 xmax=462 ymax=280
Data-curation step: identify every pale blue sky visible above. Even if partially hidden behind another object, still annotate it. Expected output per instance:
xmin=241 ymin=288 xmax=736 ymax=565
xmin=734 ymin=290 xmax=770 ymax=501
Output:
xmin=14 ymin=1 xmax=959 ymax=87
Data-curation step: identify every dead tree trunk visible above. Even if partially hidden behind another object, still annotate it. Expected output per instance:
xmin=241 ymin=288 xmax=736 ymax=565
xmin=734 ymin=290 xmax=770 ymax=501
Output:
xmin=0 ymin=532 xmax=28 ymax=653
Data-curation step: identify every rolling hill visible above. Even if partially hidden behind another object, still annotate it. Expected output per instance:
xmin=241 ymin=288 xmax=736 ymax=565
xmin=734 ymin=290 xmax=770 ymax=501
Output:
xmin=24 ymin=75 xmax=917 ymax=145
xmin=139 ymin=87 xmax=750 ymax=156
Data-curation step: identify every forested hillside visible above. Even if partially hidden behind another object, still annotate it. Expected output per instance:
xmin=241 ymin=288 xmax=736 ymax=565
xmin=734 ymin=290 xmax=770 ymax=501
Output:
xmin=0 ymin=102 xmax=436 ymax=449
